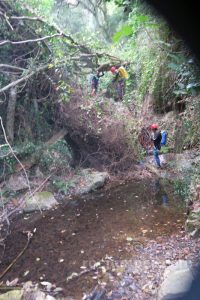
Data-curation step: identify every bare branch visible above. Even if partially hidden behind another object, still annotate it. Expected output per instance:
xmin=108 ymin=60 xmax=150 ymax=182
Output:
xmin=0 ymin=64 xmax=26 ymax=71
xmin=0 ymin=65 xmax=48 ymax=94
xmin=0 ymin=144 xmax=8 ymax=148
xmin=0 ymin=10 xmax=14 ymax=30
xmin=9 ymin=15 xmax=43 ymax=22
xmin=0 ymin=33 xmax=64 ymax=46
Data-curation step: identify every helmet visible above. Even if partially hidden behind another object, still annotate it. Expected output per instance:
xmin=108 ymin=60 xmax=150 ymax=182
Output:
xmin=151 ymin=123 xmax=158 ymax=130
xmin=110 ymin=66 xmax=116 ymax=73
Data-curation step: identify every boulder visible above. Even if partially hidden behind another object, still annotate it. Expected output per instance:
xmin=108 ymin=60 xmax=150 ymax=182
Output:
xmin=158 ymin=260 xmax=194 ymax=300
xmin=0 ymin=290 xmax=23 ymax=300
xmin=7 ymin=174 xmax=28 ymax=191
xmin=76 ymin=169 xmax=109 ymax=195
xmin=24 ymin=191 xmax=58 ymax=212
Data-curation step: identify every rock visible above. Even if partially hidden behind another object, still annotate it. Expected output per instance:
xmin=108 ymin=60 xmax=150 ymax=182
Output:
xmin=0 ymin=290 xmax=23 ymax=299
xmin=76 ymin=169 xmax=109 ymax=195
xmin=121 ymin=276 xmax=133 ymax=287
xmin=24 ymin=290 xmax=55 ymax=300
xmin=35 ymin=167 xmax=44 ymax=178
xmin=24 ymin=191 xmax=58 ymax=212
xmin=22 ymin=281 xmax=56 ymax=300
xmin=165 ymin=259 xmax=171 ymax=266
xmin=7 ymin=174 xmax=28 ymax=191
xmin=158 ymin=260 xmax=194 ymax=300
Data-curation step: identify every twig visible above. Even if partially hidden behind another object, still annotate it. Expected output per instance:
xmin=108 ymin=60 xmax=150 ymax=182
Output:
xmin=29 ymin=175 xmax=52 ymax=195
xmin=0 ymin=231 xmax=33 ymax=280
xmin=0 ymin=286 xmax=21 ymax=290
xmin=0 ymin=11 xmax=14 ymax=30
xmin=0 ymin=144 xmax=8 ymax=148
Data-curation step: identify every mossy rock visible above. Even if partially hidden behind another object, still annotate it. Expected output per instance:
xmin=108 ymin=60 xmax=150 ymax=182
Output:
xmin=0 ymin=290 xmax=23 ymax=300
xmin=24 ymin=191 xmax=58 ymax=212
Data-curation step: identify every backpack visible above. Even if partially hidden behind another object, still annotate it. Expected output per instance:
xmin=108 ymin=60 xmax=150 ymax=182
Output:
xmin=118 ymin=66 xmax=129 ymax=79
xmin=91 ymin=75 xmax=99 ymax=87
xmin=161 ymin=131 xmax=168 ymax=146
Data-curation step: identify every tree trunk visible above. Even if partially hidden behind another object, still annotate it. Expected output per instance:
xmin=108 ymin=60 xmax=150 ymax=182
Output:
xmin=6 ymin=75 xmax=17 ymax=144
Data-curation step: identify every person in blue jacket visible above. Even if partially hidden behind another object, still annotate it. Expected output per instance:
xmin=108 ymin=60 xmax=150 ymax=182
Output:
xmin=91 ymin=71 xmax=104 ymax=96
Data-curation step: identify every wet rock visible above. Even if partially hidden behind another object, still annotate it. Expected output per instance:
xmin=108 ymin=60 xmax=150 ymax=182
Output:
xmin=24 ymin=191 xmax=58 ymax=212
xmin=7 ymin=174 xmax=28 ymax=191
xmin=76 ymin=170 xmax=109 ymax=195
xmin=158 ymin=260 xmax=194 ymax=300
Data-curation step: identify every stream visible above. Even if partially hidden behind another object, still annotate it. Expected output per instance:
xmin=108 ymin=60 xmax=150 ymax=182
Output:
xmin=0 ymin=178 xmax=198 ymax=299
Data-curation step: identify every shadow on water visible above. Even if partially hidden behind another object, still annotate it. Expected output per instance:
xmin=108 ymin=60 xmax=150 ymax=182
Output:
xmin=0 ymin=179 xmax=186 ymax=297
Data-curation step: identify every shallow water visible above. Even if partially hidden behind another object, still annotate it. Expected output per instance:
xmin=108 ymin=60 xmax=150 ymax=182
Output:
xmin=0 ymin=179 xmax=186 ymax=298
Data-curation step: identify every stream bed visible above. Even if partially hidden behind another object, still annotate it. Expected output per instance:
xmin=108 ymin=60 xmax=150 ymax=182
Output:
xmin=0 ymin=178 xmax=199 ymax=299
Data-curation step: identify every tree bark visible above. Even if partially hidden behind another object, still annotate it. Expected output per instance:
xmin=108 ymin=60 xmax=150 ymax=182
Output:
xmin=6 ymin=75 xmax=17 ymax=144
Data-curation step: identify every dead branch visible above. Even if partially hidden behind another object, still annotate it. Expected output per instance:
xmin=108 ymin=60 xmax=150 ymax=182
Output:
xmin=30 ymin=175 xmax=52 ymax=195
xmin=0 ymin=33 xmax=64 ymax=47
xmin=0 ymin=65 xmax=48 ymax=94
xmin=0 ymin=231 xmax=33 ymax=280
xmin=0 ymin=64 xmax=26 ymax=71
xmin=9 ymin=15 xmax=43 ymax=22
xmin=0 ymin=11 xmax=14 ymax=30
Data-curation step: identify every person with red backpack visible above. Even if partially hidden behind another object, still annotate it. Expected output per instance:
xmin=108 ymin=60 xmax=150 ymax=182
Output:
xmin=150 ymin=123 xmax=162 ymax=168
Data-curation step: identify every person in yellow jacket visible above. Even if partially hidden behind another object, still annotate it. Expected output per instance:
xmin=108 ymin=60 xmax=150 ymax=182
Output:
xmin=110 ymin=66 xmax=128 ymax=101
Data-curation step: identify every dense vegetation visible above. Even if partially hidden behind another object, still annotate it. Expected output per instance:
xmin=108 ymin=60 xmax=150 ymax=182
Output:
xmin=0 ymin=1 xmax=200 ymax=298
xmin=0 ymin=0 xmax=199 ymax=203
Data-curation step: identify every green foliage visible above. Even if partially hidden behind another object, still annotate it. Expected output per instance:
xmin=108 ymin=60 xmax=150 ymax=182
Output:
xmin=0 ymin=142 xmax=37 ymax=177
xmin=159 ymin=146 xmax=170 ymax=154
xmin=113 ymin=25 xmax=133 ymax=42
xmin=168 ymin=54 xmax=200 ymax=97
xmin=174 ymin=178 xmax=190 ymax=200
xmin=52 ymin=177 xmax=75 ymax=194
xmin=39 ymin=139 xmax=72 ymax=173
xmin=182 ymin=97 xmax=200 ymax=149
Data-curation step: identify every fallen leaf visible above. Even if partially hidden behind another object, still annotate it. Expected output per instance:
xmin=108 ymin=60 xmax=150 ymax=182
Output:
xmin=6 ymin=278 xmax=19 ymax=286
xmin=23 ymin=270 xmax=29 ymax=277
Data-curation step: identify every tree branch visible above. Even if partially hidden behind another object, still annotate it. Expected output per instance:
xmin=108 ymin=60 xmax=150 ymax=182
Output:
xmin=0 ymin=33 xmax=64 ymax=46
xmin=0 ymin=64 xmax=26 ymax=71
xmin=0 ymin=10 xmax=14 ymax=30
xmin=0 ymin=65 xmax=48 ymax=94
xmin=9 ymin=15 xmax=43 ymax=22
